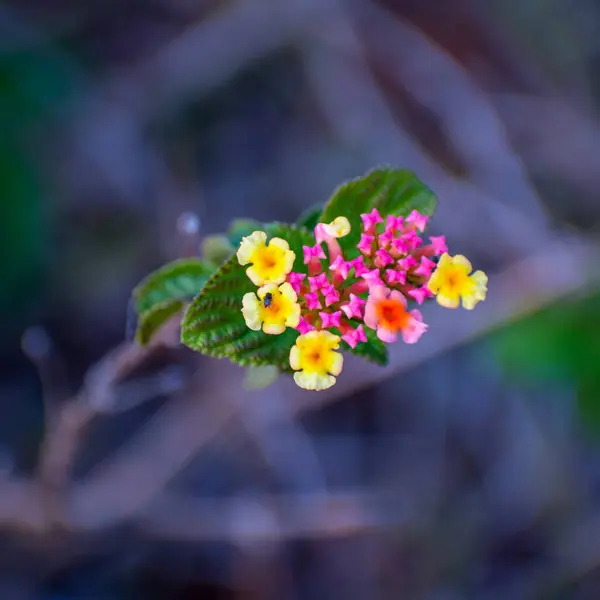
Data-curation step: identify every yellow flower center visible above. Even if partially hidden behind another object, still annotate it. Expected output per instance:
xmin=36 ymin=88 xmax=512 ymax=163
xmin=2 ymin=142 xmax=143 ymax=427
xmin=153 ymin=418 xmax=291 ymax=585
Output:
xmin=242 ymin=282 xmax=301 ymax=335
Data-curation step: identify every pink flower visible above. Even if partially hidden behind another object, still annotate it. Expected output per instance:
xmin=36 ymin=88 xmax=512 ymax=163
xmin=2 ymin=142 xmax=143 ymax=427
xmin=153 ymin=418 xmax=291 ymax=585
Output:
xmin=296 ymin=317 xmax=315 ymax=334
xmin=361 ymin=268 xmax=385 ymax=289
xmin=408 ymin=286 xmax=433 ymax=305
xmin=414 ymin=257 xmax=437 ymax=278
xmin=320 ymin=310 xmax=342 ymax=329
xmin=398 ymin=256 xmax=418 ymax=271
xmin=385 ymin=269 xmax=407 ymax=286
xmin=406 ymin=210 xmax=429 ymax=232
xmin=375 ymin=249 xmax=394 ymax=268
xmin=340 ymin=293 xmax=366 ymax=319
xmin=361 ymin=208 xmax=384 ymax=233
xmin=350 ymin=256 xmax=369 ymax=277
xmin=342 ymin=324 xmax=368 ymax=348
xmin=364 ymin=286 xmax=428 ymax=344
xmin=357 ymin=234 xmax=375 ymax=256
xmin=330 ymin=255 xmax=352 ymax=279
xmin=287 ymin=272 xmax=306 ymax=294
xmin=403 ymin=231 xmax=422 ymax=250
xmin=378 ymin=230 xmax=395 ymax=248
xmin=386 ymin=215 xmax=405 ymax=234
xmin=308 ymin=273 xmax=329 ymax=292
xmin=322 ymin=284 xmax=340 ymax=307
xmin=429 ymin=235 xmax=448 ymax=256
xmin=303 ymin=244 xmax=326 ymax=264
xmin=391 ymin=236 xmax=410 ymax=255
xmin=305 ymin=292 xmax=322 ymax=310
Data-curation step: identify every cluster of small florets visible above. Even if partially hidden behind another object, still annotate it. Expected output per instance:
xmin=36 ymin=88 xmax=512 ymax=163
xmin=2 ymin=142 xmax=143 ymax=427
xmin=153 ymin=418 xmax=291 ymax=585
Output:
xmin=237 ymin=209 xmax=487 ymax=391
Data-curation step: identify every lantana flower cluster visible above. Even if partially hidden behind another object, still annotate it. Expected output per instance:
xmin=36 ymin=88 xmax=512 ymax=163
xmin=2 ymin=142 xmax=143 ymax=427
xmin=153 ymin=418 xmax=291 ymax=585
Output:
xmin=237 ymin=210 xmax=487 ymax=391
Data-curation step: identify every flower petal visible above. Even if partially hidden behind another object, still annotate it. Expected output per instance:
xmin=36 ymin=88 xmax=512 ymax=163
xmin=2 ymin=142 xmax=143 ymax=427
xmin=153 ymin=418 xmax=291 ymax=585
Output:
xmin=237 ymin=231 xmax=267 ymax=265
xmin=436 ymin=291 xmax=460 ymax=309
xmin=294 ymin=371 xmax=336 ymax=391
xmin=377 ymin=327 xmax=398 ymax=344
xmin=263 ymin=322 xmax=286 ymax=335
xmin=328 ymin=351 xmax=344 ymax=376
xmin=289 ymin=345 xmax=301 ymax=370
xmin=241 ymin=293 xmax=262 ymax=330
xmin=452 ymin=254 xmax=473 ymax=274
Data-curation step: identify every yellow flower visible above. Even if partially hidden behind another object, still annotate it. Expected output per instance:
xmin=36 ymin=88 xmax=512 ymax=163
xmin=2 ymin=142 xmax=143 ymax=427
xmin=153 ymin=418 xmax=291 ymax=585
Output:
xmin=237 ymin=231 xmax=296 ymax=286
xmin=427 ymin=253 xmax=488 ymax=310
xmin=242 ymin=282 xmax=301 ymax=335
xmin=322 ymin=216 xmax=351 ymax=238
xmin=289 ymin=330 xmax=343 ymax=391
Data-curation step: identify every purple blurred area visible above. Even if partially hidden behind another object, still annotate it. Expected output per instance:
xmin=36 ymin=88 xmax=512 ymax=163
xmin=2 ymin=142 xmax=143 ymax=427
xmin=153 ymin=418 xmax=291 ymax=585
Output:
xmin=2 ymin=0 xmax=600 ymax=598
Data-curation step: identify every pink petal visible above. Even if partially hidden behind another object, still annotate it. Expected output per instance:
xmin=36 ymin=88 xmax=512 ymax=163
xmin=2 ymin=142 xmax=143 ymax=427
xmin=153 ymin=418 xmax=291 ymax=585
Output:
xmin=429 ymin=235 xmax=448 ymax=256
xmin=398 ymin=256 xmax=418 ymax=271
xmin=388 ymin=289 xmax=408 ymax=308
xmin=402 ymin=311 xmax=428 ymax=344
xmin=330 ymin=255 xmax=352 ymax=279
xmin=320 ymin=310 xmax=342 ymax=329
xmin=361 ymin=268 xmax=385 ymax=289
xmin=303 ymin=244 xmax=326 ymax=264
xmin=378 ymin=231 xmax=395 ymax=248
xmin=296 ymin=317 xmax=315 ymax=334
xmin=375 ymin=249 xmax=394 ymax=268
xmin=322 ymin=284 xmax=340 ymax=307
xmin=385 ymin=269 xmax=407 ymax=286
xmin=288 ymin=272 xmax=306 ymax=294
xmin=357 ymin=234 xmax=375 ymax=256
xmin=305 ymin=292 xmax=322 ymax=310
xmin=361 ymin=208 xmax=384 ymax=233
xmin=377 ymin=326 xmax=398 ymax=344
xmin=406 ymin=210 xmax=429 ymax=232
xmin=386 ymin=215 xmax=405 ymax=233
xmin=350 ymin=256 xmax=369 ymax=277
xmin=308 ymin=273 xmax=329 ymax=292
xmin=408 ymin=286 xmax=431 ymax=305
xmin=414 ymin=257 xmax=437 ymax=278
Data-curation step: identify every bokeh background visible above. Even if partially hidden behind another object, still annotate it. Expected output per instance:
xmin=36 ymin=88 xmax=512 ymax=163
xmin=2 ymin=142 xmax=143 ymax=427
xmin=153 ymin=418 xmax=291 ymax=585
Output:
xmin=2 ymin=0 xmax=600 ymax=598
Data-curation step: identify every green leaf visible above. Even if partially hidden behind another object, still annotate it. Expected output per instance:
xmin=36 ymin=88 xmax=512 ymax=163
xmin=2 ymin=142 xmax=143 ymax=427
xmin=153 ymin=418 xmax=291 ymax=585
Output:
xmin=201 ymin=234 xmax=235 ymax=266
xmin=243 ymin=365 xmax=280 ymax=390
xmin=227 ymin=218 xmax=263 ymax=247
xmin=319 ymin=167 xmax=438 ymax=256
xmin=343 ymin=327 xmax=389 ymax=366
xmin=296 ymin=204 xmax=322 ymax=230
xmin=134 ymin=258 xmax=215 ymax=315
xmin=181 ymin=224 xmax=315 ymax=369
xmin=136 ymin=300 xmax=184 ymax=346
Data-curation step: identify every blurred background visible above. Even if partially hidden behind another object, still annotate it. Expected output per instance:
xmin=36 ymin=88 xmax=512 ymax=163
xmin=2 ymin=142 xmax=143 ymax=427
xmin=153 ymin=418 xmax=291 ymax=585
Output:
xmin=2 ymin=0 xmax=600 ymax=598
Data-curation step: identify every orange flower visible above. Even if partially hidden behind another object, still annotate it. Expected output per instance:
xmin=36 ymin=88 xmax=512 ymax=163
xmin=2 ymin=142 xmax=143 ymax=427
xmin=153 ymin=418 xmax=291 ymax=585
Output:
xmin=364 ymin=286 xmax=427 ymax=344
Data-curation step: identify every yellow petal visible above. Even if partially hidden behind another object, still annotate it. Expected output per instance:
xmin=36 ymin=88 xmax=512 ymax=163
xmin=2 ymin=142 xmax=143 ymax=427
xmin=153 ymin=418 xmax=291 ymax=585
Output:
xmin=268 ymin=237 xmax=290 ymax=252
xmin=290 ymin=345 xmax=301 ymax=370
xmin=452 ymin=254 xmax=473 ymax=274
xmin=285 ymin=303 xmax=301 ymax=328
xmin=436 ymin=291 xmax=460 ymax=309
xmin=283 ymin=250 xmax=296 ymax=274
xmin=294 ymin=371 xmax=336 ymax=391
xmin=278 ymin=282 xmax=298 ymax=303
xmin=328 ymin=351 xmax=343 ymax=376
xmin=323 ymin=216 xmax=351 ymax=238
xmin=263 ymin=322 xmax=286 ymax=335
xmin=438 ymin=253 xmax=452 ymax=268
xmin=237 ymin=231 xmax=267 ymax=265
xmin=241 ymin=293 xmax=262 ymax=330
xmin=246 ymin=265 xmax=264 ymax=286
xmin=257 ymin=283 xmax=278 ymax=299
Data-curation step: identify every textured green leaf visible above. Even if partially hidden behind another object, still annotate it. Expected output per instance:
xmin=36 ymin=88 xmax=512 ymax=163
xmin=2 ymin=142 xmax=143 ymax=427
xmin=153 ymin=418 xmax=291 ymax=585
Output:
xmin=319 ymin=167 xmax=438 ymax=256
xmin=136 ymin=300 xmax=184 ymax=346
xmin=181 ymin=224 xmax=315 ymax=369
xmin=344 ymin=327 xmax=389 ymax=366
xmin=134 ymin=258 xmax=214 ymax=315
xmin=296 ymin=204 xmax=323 ymax=230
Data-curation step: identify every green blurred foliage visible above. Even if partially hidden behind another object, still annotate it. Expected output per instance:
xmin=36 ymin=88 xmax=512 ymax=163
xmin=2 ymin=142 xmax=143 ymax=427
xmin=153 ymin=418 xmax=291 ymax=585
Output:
xmin=0 ymin=45 xmax=75 ymax=333
xmin=494 ymin=290 xmax=600 ymax=434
